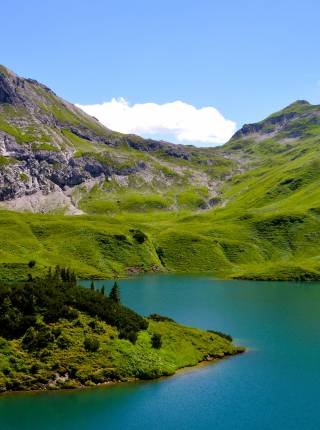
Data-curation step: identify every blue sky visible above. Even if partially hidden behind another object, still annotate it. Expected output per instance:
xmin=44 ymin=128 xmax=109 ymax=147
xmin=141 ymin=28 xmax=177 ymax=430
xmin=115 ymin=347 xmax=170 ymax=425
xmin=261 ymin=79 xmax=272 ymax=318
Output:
xmin=2 ymin=0 xmax=320 ymax=145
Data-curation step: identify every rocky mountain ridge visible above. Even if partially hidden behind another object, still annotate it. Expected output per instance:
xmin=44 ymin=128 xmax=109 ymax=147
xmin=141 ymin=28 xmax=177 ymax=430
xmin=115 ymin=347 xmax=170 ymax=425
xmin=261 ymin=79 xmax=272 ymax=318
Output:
xmin=1 ymin=65 xmax=319 ymax=215
xmin=0 ymin=65 xmax=243 ymax=213
xmin=1 ymin=66 xmax=320 ymax=280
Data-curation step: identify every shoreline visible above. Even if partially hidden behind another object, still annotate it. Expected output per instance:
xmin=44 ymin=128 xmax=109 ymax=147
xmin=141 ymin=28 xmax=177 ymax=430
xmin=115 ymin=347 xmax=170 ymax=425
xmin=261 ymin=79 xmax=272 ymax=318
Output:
xmin=0 ymin=348 xmax=245 ymax=397
xmin=6 ymin=267 xmax=320 ymax=284
xmin=78 ymin=271 xmax=320 ymax=285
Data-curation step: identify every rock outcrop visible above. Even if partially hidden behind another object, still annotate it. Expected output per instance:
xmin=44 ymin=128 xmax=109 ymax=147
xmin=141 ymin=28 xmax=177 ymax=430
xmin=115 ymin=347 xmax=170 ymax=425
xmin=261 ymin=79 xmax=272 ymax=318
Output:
xmin=0 ymin=65 xmax=233 ymax=213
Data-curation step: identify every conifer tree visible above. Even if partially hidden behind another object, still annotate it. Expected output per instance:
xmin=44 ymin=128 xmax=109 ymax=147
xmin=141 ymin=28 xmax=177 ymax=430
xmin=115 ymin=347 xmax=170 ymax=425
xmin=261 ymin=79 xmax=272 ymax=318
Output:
xmin=54 ymin=265 xmax=61 ymax=280
xmin=66 ymin=268 xmax=71 ymax=282
xmin=109 ymin=281 xmax=120 ymax=304
xmin=61 ymin=267 xmax=66 ymax=281
xmin=90 ymin=281 xmax=95 ymax=291
xmin=71 ymin=271 xmax=77 ymax=286
xmin=101 ymin=285 xmax=105 ymax=296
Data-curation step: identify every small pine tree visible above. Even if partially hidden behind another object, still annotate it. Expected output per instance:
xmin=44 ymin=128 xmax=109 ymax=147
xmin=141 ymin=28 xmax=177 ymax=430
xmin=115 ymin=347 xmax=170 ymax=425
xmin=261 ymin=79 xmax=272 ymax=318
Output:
xmin=109 ymin=281 xmax=120 ymax=304
xmin=66 ymin=268 xmax=71 ymax=282
xmin=90 ymin=281 xmax=95 ymax=291
xmin=47 ymin=266 xmax=52 ymax=280
xmin=101 ymin=285 xmax=105 ymax=296
xmin=54 ymin=265 xmax=61 ymax=280
xmin=61 ymin=267 xmax=66 ymax=281
xmin=71 ymin=271 xmax=77 ymax=286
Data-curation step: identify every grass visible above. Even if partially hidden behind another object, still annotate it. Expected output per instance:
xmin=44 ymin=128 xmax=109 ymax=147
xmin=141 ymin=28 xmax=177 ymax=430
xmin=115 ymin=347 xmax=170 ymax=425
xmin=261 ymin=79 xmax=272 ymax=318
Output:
xmin=1 ymin=69 xmax=320 ymax=280
xmin=2 ymin=196 xmax=320 ymax=281
xmin=32 ymin=143 xmax=58 ymax=151
xmin=78 ymin=183 xmax=215 ymax=214
xmin=0 ymin=313 xmax=242 ymax=393
xmin=0 ymin=156 xmax=18 ymax=166
xmin=2 ymin=120 xmax=320 ymax=281
xmin=176 ymin=190 xmax=206 ymax=209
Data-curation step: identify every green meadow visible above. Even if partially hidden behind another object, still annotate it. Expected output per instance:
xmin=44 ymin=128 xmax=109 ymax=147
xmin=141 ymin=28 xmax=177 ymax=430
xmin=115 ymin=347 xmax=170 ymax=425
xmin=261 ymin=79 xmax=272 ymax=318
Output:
xmin=1 ymin=65 xmax=320 ymax=281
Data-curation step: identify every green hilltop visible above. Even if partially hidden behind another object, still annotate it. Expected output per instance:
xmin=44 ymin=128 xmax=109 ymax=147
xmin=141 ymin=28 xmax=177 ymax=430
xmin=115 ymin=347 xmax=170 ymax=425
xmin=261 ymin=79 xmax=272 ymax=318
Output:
xmin=1 ymin=65 xmax=320 ymax=280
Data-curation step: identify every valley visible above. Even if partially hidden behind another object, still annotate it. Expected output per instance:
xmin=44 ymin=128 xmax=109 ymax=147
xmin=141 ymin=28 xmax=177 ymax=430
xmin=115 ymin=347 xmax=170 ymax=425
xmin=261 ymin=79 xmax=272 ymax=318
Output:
xmin=1 ymin=66 xmax=320 ymax=281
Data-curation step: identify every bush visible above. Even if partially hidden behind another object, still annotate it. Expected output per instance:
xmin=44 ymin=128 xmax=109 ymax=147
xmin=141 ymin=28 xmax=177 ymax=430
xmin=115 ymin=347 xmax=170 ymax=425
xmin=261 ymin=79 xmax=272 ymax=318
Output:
xmin=0 ymin=337 xmax=8 ymax=349
xmin=28 ymin=260 xmax=36 ymax=269
xmin=57 ymin=335 xmax=72 ymax=350
xmin=119 ymin=330 xmax=137 ymax=344
xmin=22 ymin=324 xmax=54 ymax=351
xmin=130 ymin=229 xmax=147 ymax=244
xmin=207 ymin=330 xmax=232 ymax=342
xmin=151 ymin=333 xmax=162 ymax=349
xmin=84 ymin=336 xmax=100 ymax=352
xmin=30 ymin=364 xmax=40 ymax=374
xmin=149 ymin=313 xmax=175 ymax=323
xmin=156 ymin=247 xmax=165 ymax=265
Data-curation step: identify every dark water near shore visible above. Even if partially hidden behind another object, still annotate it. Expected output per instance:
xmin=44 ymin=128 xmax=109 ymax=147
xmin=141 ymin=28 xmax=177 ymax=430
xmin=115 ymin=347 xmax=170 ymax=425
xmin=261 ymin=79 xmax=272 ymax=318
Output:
xmin=1 ymin=275 xmax=320 ymax=430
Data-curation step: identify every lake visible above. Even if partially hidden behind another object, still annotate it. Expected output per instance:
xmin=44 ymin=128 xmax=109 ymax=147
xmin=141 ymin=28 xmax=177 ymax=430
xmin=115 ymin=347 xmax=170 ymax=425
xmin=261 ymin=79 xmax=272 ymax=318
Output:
xmin=1 ymin=274 xmax=320 ymax=430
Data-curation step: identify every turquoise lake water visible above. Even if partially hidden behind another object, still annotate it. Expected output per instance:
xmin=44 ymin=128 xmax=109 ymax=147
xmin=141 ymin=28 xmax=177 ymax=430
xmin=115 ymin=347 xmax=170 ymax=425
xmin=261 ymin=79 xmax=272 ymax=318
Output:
xmin=1 ymin=274 xmax=320 ymax=429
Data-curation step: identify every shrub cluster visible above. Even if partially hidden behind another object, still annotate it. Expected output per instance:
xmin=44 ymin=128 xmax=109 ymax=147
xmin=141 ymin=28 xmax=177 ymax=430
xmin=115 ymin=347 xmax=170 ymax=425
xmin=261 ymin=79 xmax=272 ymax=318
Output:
xmin=151 ymin=333 xmax=162 ymax=349
xmin=129 ymin=229 xmax=147 ymax=244
xmin=207 ymin=330 xmax=232 ymax=342
xmin=84 ymin=336 xmax=100 ymax=352
xmin=149 ymin=313 xmax=175 ymax=323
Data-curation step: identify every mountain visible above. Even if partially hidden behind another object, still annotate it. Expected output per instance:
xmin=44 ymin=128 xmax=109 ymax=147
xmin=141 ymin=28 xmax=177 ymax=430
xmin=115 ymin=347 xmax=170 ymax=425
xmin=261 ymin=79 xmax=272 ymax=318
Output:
xmin=231 ymin=100 xmax=318 ymax=140
xmin=1 ymin=65 xmax=320 ymax=281
xmin=0 ymin=65 xmax=241 ymax=214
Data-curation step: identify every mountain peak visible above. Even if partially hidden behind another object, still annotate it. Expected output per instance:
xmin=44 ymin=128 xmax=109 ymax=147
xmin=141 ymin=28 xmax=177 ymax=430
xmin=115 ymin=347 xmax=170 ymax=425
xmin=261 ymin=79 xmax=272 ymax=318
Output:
xmin=0 ymin=64 xmax=228 ymax=213
xmin=288 ymin=99 xmax=310 ymax=106
xmin=279 ymin=99 xmax=312 ymax=114
xmin=0 ymin=65 xmax=23 ymax=104
xmin=0 ymin=65 xmax=15 ymax=77
xmin=230 ymin=99 xmax=318 ymax=141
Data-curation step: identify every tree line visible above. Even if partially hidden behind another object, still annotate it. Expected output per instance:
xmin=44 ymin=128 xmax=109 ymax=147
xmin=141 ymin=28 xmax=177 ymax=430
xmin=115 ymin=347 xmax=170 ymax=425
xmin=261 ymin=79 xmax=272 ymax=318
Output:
xmin=0 ymin=266 xmax=148 ymax=344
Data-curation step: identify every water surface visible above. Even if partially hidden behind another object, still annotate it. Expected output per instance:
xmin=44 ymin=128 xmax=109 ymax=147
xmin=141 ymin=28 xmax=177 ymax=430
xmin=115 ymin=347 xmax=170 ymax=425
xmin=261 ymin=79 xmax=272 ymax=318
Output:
xmin=1 ymin=275 xmax=320 ymax=430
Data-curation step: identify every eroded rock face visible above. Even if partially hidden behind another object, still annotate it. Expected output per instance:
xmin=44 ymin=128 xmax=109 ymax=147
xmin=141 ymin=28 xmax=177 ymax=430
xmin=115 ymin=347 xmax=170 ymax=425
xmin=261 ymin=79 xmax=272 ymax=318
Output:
xmin=232 ymin=112 xmax=300 ymax=140
xmin=230 ymin=100 xmax=320 ymax=142
xmin=0 ymin=65 xmax=245 ymax=213
xmin=0 ymin=130 xmax=145 ymax=202
xmin=0 ymin=65 xmax=204 ymax=210
xmin=0 ymin=72 xmax=22 ymax=104
xmin=0 ymin=67 xmax=147 ymax=206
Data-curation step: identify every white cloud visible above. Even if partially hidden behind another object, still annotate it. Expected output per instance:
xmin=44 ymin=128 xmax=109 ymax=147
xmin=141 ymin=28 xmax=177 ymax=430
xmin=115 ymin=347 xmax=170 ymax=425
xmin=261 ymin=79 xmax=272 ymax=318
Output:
xmin=76 ymin=98 xmax=236 ymax=146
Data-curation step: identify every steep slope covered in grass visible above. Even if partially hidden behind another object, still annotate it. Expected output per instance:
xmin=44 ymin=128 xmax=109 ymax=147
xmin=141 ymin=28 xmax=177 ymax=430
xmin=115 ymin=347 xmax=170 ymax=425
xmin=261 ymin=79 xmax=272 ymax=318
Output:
xmin=1 ymin=204 xmax=320 ymax=281
xmin=210 ymin=100 xmax=320 ymax=279
xmin=1 ymin=65 xmax=320 ymax=280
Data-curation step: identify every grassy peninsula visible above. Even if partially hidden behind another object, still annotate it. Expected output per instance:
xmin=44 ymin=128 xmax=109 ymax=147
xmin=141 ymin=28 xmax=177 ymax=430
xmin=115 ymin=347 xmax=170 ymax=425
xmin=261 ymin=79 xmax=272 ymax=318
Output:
xmin=0 ymin=268 xmax=243 ymax=393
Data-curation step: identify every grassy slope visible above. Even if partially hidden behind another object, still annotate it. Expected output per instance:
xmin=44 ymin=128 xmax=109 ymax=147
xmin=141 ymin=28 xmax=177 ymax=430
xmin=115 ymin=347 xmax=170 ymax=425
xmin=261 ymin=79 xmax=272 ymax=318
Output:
xmin=0 ymin=315 xmax=242 ymax=393
xmin=2 ymin=190 xmax=320 ymax=281
xmin=2 ymin=131 xmax=320 ymax=281
xmin=2 ymin=125 xmax=320 ymax=281
xmin=1 ymin=65 xmax=320 ymax=280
